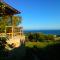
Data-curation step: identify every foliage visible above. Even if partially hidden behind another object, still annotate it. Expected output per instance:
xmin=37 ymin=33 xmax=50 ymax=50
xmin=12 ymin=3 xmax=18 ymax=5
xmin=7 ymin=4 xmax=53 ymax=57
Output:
xmin=33 ymin=33 xmax=40 ymax=42
xmin=45 ymin=34 xmax=55 ymax=40
xmin=12 ymin=16 xmax=22 ymax=26
xmin=0 ymin=16 xmax=8 ymax=32
xmin=25 ymin=32 xmax=55 ymax=42
xmin=0 ymin=2 xmax=3 ymax=6
xmin=28 ymin=33 xmax=34 ymax=42
xmin=25 ymin=41 xmax=59 ymax=49
xmin=0 ymin=15 xmax=22 ymax=32
xmin=0 ymin=37 xmax=7 ymax=50
xmin=24 ymin=42 xmax=60 ymax=60
xmin=0 ymin=15 xmax=22 ymax=51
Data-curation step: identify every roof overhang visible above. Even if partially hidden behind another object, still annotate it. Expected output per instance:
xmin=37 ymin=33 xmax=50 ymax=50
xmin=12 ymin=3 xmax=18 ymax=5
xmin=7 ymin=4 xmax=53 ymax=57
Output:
xmin=0 ymin=1 xmax=21 ymax=16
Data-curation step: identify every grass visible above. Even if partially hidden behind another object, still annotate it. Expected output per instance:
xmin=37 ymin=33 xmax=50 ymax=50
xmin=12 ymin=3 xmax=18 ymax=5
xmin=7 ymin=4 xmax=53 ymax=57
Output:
xmin=25 ymin=41 xmax=60 ymax=48
xmin=24 ymin=41 xmax=60 ymax=60
xmin=0 ymin=40 xmax=60 ymax=60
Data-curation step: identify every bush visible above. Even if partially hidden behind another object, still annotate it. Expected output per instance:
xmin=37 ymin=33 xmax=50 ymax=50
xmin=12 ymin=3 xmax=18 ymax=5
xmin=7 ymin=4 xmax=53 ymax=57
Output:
xmin=0 ymin=37 xmax=7 ymax=50
xmin=25 ymin=32 xmax=55 ymax=42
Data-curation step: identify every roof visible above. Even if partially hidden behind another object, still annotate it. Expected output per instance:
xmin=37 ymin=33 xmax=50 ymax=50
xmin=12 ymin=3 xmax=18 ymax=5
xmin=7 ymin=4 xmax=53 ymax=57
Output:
xmin=0 ymin=1 xmax=21 ymax=16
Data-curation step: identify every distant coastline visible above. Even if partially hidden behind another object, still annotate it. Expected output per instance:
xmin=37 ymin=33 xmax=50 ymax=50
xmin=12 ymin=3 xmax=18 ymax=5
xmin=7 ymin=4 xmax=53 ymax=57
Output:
xmin=24 ymin=30 xmax=60 ymax=35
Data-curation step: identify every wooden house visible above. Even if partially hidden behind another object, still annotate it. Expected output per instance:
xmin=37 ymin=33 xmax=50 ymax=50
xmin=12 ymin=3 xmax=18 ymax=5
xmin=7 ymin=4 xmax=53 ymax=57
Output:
xmin=0 ymin=0 xmax=25 ymax=48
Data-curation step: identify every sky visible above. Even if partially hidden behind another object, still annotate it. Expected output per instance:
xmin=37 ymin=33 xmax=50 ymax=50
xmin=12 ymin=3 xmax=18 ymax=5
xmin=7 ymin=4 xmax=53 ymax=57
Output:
xmin=5 ymin=0 xmax=60 ymax=30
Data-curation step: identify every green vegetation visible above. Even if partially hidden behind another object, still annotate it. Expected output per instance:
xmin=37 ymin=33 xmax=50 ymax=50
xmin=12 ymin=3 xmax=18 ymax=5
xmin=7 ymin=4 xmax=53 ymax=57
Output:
xmin=24 ymin=42 xmax=60 ymax=60
xmin=0 ymin=36 xmax=60 ymax=60
xmin=0 ymin=16 xmax=22 ymax=32
xmin=0 ymin=32 xmax=60 ymax=60
xmin=25 ymin=32 xmax=60 ymax=42
xmin=25 ymin=41 xmax=59 ymax=48
xmin=23 ymin=33 xmax=60 ymax=60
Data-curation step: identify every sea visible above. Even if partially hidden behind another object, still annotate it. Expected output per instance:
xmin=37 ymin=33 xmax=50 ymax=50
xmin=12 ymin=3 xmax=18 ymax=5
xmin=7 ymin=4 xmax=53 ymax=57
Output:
xmin=24 ymin=30 xmax=60 ymax=35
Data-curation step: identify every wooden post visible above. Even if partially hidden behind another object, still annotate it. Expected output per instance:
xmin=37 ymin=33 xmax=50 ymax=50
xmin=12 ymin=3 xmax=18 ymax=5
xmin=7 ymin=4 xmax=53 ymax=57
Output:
xmin=10 ymin=15 xmax=13 ymax=39
xmin=12 ymin=26 xmax=13 ymax=39
xmin=5 ymin=26 xmax=6 ymax=34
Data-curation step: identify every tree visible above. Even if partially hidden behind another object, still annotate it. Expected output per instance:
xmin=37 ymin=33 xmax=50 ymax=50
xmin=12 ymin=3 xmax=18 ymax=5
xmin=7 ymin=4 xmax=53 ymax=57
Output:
xmin=12 ymin=16 xmax=22 ymax=26
xmin=0 ymin=15 xmax=22 ymax=50
xmin=0 ymin=15 xmax=22 ymax=32
xmin=28 ymin=33 xmax=34 ymax=42
xmin=33 ymin=33 xmax=40 ymax=42
xmin=47 ymin=34 xmax=54 ymax=40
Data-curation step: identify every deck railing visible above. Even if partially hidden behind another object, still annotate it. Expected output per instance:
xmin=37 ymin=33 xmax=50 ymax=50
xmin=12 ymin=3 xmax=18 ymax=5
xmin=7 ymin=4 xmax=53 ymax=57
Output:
xmin=0 ymin=32 xmax=23 ymax=39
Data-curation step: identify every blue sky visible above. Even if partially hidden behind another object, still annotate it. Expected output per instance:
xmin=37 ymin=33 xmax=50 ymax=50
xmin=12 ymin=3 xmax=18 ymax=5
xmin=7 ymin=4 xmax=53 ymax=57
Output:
xmin=5 ymin=0 xmax=60 ymax=30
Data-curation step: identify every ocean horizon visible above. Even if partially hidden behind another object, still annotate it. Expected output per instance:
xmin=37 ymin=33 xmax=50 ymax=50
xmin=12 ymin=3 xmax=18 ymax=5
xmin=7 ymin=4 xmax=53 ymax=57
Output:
xmin=24 ymin=30 xmax=60 ymax=35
